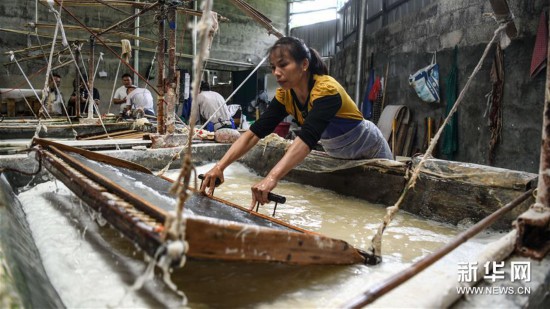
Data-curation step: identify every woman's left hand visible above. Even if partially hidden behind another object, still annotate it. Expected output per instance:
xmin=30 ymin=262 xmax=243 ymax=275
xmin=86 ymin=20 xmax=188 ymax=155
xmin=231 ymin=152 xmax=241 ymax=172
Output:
xmin=250 ymin=176 xmax=278 ymax=210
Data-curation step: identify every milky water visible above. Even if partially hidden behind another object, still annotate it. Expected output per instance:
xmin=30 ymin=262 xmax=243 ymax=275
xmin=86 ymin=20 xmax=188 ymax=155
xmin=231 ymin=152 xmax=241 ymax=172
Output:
xmin=16 ymin=162 xmax=503 ymax=308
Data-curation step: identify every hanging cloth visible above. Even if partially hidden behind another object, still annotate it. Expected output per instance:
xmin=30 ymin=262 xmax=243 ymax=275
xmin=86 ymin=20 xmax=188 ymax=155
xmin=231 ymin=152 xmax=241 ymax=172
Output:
xmin=488 ymin=44 xmax=504 ymax=165
xmin=530 ymin=11 xmax=548 ymax=78
xmin=361 ymin=67 xmax=374 ymax=119
xmin=368 ymin=77 xmax=382 ymax=101
xmin=372 ymin=77 xmax=384 ymax=125
xmin=442 ymin=46 xmax=459 ymax=159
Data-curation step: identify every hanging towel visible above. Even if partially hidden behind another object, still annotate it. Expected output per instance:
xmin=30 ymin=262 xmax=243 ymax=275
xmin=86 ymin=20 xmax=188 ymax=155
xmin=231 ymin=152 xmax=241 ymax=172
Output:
xmin=442 ymin=46 xmax=459 ymax=159
xmin=530 ymin=12 xmax=548 ymax=78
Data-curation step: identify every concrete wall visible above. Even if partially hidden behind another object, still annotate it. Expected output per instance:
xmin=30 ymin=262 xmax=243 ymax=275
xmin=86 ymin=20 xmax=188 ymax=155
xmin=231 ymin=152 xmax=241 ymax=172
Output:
xmin=333 ymin=0 xmax=548 ymax=173
xmin=0 ymin=0 xmax=286 ymax=115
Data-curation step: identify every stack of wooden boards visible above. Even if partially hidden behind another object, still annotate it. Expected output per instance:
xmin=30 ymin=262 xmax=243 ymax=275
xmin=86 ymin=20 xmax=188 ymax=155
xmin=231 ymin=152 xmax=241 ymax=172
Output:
xmin=377 ymin=105 xmax=416 ymax=157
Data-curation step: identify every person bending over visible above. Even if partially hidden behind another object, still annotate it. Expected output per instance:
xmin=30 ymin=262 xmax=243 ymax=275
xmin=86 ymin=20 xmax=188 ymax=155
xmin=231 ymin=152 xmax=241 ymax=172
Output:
xmin=200 ymin=36 xmax=391 ymax=208
xmin=125 ymin=86 xmax=155 ymax=118
xmin=191 ymin=81 xmax=234 ymax=131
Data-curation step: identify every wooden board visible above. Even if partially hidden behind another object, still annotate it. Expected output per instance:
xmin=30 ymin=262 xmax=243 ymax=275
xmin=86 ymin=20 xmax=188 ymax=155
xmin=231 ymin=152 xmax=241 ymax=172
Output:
xmin=35 ymin=139 xmax=366 ymax=265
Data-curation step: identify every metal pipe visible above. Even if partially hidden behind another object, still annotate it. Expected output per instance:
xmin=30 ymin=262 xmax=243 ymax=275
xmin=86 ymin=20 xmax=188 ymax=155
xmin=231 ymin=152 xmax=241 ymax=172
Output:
xmin=345 ymin=189 xmax=534 ymax=308
xmin=354 ymin=0 xmax=367 ymax=106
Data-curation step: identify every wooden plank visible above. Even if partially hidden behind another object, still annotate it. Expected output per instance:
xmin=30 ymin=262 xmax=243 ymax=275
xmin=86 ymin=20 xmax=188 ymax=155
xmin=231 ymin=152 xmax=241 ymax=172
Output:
xmin=78 ymin=129 xmax=139 ymax=140
xmin=403 ymin=122 xmax=417 ymax=157
xmin=186 ymin=217 xmax=365 ymax=265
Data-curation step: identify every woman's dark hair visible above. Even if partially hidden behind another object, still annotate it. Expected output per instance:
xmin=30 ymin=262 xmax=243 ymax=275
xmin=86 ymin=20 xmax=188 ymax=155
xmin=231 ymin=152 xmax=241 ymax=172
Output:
xmin=268 ymin=36 xmax=328 ymax=75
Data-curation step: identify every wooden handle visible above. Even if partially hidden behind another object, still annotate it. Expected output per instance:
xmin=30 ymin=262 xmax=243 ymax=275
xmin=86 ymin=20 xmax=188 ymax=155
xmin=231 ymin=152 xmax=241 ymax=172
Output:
xmin=198 ymin=174 xmax=286 ymax=203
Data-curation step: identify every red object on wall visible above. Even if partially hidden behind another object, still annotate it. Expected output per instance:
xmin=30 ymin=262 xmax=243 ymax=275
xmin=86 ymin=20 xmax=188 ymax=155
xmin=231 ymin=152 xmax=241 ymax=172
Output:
xmin=530 ymin=12 xmax=548 ymax=78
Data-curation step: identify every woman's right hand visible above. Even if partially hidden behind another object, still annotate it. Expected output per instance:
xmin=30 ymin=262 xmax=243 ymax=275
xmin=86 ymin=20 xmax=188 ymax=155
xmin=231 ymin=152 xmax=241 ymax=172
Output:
xmin=200 ymin=164 xmax=224 ymax=195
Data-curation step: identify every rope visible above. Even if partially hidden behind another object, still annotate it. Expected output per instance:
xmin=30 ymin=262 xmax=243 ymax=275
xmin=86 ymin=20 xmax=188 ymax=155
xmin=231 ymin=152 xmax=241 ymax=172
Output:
xmin=0 ymin=64 xmax=48 ymax=95
xmin=166 ymin=0 xmax=214 ymax=246
xmin=42 ymin=2 xmax=77 ymax=134
xmin=8 ymin=51 xmax=52 ymax=119
xmin=107 ymin=60 xmax=122 ymax=114
xmin=19 ymin=90 xmax=38 ymax=118
xmin=92 ymin=52 xmax=104 ymax=82
xmin=365 ymin=23 xmax=508 ymax=261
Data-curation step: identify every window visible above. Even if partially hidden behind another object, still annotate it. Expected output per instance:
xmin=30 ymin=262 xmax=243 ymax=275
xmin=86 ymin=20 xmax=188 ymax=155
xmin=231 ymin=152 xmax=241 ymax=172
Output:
xmin=288 ymin=0 xmax=351 ymax=29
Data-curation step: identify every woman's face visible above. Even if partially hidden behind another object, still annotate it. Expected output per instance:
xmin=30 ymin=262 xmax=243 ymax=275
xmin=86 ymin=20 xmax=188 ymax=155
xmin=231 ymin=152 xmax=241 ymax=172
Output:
xmin=269 ymin=47 xmax=308 ymax=90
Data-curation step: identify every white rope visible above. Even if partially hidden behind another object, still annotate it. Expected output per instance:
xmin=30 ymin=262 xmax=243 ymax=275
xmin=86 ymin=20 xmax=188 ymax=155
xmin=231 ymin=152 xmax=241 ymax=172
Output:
xmin=44 ymin=0 xmax=74 ymax=127
xmin=41 ymin=17 xmax=60 ymax=109
xmin=199 ymin=55 xmax=268 ymax=130
xmin=93 ymin=52 xmax=104 ymax=82
xmin=107 ymin=60 xmax=121 ymax=114
xmin=8 ymin=51 xmax=51 ymax=119
xmin=18 ymin=89 xmax=38 ymax=118
xmin=166 ymin=0 xmax=215 ymax=263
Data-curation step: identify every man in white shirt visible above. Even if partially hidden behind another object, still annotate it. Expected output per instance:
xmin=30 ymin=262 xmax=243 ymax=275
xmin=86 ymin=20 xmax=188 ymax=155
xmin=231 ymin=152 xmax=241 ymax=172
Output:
xmin=126 ymin=86 xmax=155 ymax=117
xmin=192 ymin=81 xmax=234 ymax=131
xmin=112 ymin=73 xmax=134 ymax=114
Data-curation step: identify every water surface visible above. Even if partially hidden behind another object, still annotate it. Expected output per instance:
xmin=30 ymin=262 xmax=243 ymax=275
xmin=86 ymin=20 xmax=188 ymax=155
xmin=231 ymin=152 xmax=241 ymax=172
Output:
xmin=15 ymin=162 xmax=501 ymax=307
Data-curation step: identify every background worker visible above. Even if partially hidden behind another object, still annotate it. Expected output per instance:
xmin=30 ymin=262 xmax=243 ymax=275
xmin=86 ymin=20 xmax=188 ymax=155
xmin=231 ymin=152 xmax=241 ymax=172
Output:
xmin=68 ymin=75 xmax=100 ymax=115
xmin=112 ymin=73 xmax=134 ymax=115
xmin=191 ymin=81 xmax=234 ymax=131
xmin=200 ymin=36 xmax=391 ymax=208
xmin=125 ymin=85 xmax=155 ymax=117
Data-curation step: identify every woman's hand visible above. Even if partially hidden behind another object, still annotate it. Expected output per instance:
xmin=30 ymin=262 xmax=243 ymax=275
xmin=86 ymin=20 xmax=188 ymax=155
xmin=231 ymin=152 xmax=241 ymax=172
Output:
xmin=250 ymin=175 xmax=278 ymax=210
xmin=200 ymin=164 xmax=224 ymax=195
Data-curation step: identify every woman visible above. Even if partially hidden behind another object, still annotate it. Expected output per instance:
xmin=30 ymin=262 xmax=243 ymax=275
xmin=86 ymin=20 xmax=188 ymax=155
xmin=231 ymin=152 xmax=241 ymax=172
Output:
xmin=200 ymin=37 xmax=391 ymax=208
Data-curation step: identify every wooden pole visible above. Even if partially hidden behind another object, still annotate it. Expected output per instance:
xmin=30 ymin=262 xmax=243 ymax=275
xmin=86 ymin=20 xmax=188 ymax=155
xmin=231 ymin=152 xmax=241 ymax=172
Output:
xmin=535 ymin=14 xmax=550 ymax=209
xmin=54 ymin=0 xmax=160 ymax=95
xmin=344 ymin=189 xmax=534 ymax=308
xmin=156 ymin=3 xmax=166 ymax=134
xmin=75 ymin=46 xmax=81 ymax=118
xmin=96 ymin=1 xmax=160 ymax=36
xmin=381 ymin=63 xmax=389 ymax=111
xmin=165 ymin=4 xmax=177 ymax=134
xmin=229 ymin=0 xmax=284 ymax=39
xmin=391 ymin=118 xmax=397 ymax=159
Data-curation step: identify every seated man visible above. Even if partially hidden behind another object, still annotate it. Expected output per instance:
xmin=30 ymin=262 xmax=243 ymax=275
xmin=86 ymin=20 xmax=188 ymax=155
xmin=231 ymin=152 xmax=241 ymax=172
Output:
xmin=124 ymin=86 xmax=155 ymax=118
xmin=112 ymin=73 xmax=135 ymax=114
xmin=192 ymin=81 xmax=234 ymax=131
xmin=68 ymin=75 xmax=100 ymax=116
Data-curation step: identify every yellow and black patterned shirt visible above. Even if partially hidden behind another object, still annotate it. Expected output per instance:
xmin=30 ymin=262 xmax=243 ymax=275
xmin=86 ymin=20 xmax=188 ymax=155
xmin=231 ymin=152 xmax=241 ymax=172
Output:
xmin=250 ymin=74 xmax=364 ymax=149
